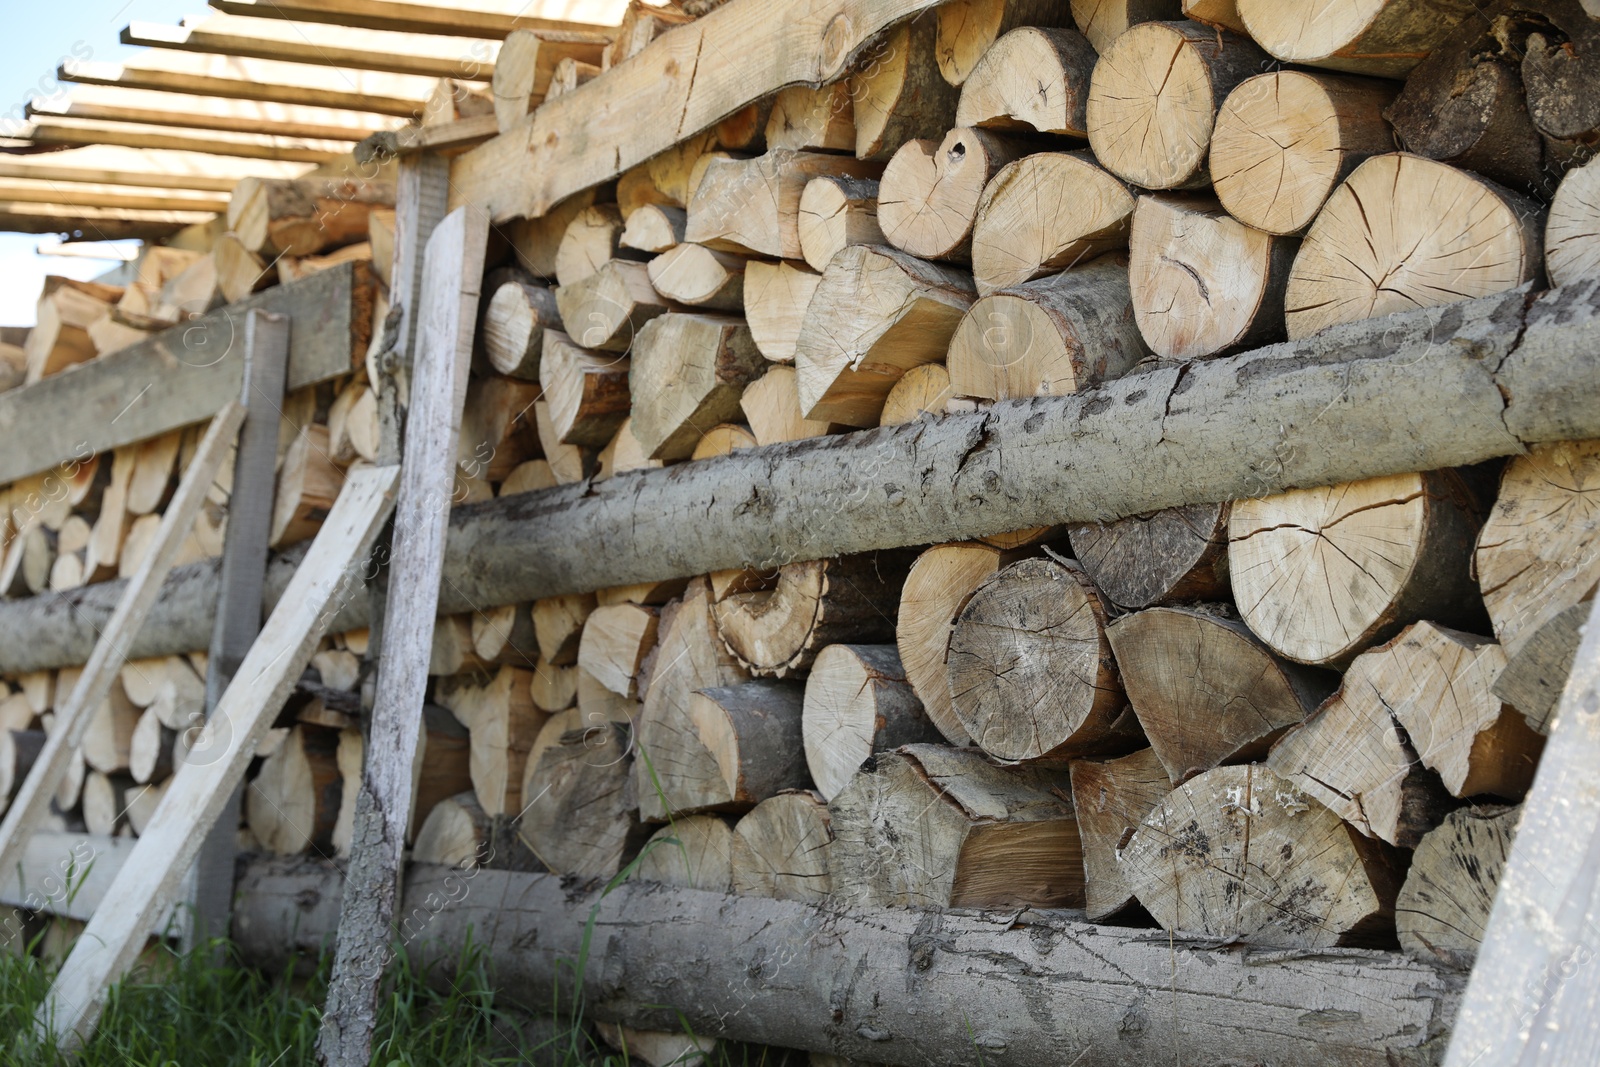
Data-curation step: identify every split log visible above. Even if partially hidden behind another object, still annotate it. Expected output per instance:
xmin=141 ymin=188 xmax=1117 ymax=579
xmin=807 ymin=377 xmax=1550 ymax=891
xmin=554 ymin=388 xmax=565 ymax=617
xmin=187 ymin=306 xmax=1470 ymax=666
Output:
xmin=1212 ymin=71 xmax=1396 ymax=236
xmin=212 ymin=233 xmax=271 ymax=305
xmin=954 ymin=26 xmax=1096 ymax=136
xmin=1285 ymin=153 xmax=1545 ymax=340
xmin=740 ymin=365 xmax=832 ymax=446
xmin=1494 ymin=599 xmax=1591 ymax=735
xmin=480 ymin=278 xmax=561 ymax=381
xmin=0 ymin=729 xmax=45 ymax=807
xmin=278 ymin=243 xmax=373 ymax=287
xmin=828 ymin=744 xmax=1084 ymax=909
xmin=1085 ymin=21 xmax=1266 ymax=190
xmin=793 ymin=245 xmax=975 ymax=426
xmin=128 ymin=707 xmax=174 ymax=784
xmin=408 ymin=704 xmax=476 ymax=846
xmin=690 ymin=424 xmax=757 ymax=460
xmin=312 ymin=649 xmax=361 ymax=692
xmin=1396 ymin=804 xmax=1519 ymax=970
xmin=1549 ymin=157 xmax=1600 ymax=287
xmin=126 ymin=430 xmax=180 ymax=516
xmin=331 ymin=727 xmax=362 ymax=856
xmin=438 ymin=666 xmax=548 ymax=816
xmin=541 ymin=331 xmax=631 ymax=449
xmin=118 ymin=514 xmax=162 ymax=582
xmin=1236 ymin=0 xmax=1480 ymax=78
xmin=764 ymin=83 xmax=855 ymax=154
xmin=554 ymin=259 xmax=670 ymax=353
xmin=508 ymin=191 xmax=597 ymax=279
xmin=533 ymin=399 xmax=597 ymax=486
xmin=227 ymin=176 xmax=395 ymax=258
xmin=602 ymin=1 xmax=694 ymax=71
xmin=878 ymin=129 xmax=1030 ymax=262
xmin=730 ymin=791 xmax=833 ymax=901
xmin=519 ymin=720 xmax=648 ymax=878
xmin=850 ymin=12 xmax=962 ymax=161
xmin=634 ymin=813 xmax=734 ymax=891
xmin=797 ymin=177 xmax=884 ymax=274
xmin=934 ymin=0 xmax=1074 ymax=86
xmin=555 ymin=205 xmax=637 ymax=288
xmin=124 ymin=778 xmax=168 ymax=837
xmin=629 ymin=313 xmax=765 ymax=460
xmin=246 ymin=724 xmax=342 ymax=855
xmin=947 ymin=255 xmax=1145 ymax=399
xmin=1107 ymin=606 xmax=1334 ymax=784
xmin=1475 ymin=440 xmax=1600 ymax=660
xmin=1068 ymin=0 xmax=1182 ymax=53
xmin=742 ymin=260 xmax=819 ymax=363
xmin=55 ymin=745 xmax=86 ymax=812
xmin=635 ymin=577 xmax=751 ymax=822
xmin=1181 ymin=0 xmax=1246 ymax=31
xmin=643 ymin=132 xmax=722 ymax=209
xmin=270 ymin=425 xmax=344 ymax=548
xmin=0 ymin=694 xmax=32 ymax=733
xmin=470 ymin=603 xmax=538 ymax=667
xmin=82 ymin=678 xmax=140 ymax=775
xmin=619 ymin=204 xmax=687 ymax=255
xmin=879 ymin=363 xmax=953 ymax=425
xmin=1129 ymin=194 xmax=1296 ymax=359
xmin=528 ymin=657 xmax=578 ymax=714
xmin=577 ymin=602 xmax=659 ymax=698
xmin=714 ymin=553 xmax=911 ymax=678
xmin=413 ymin=791 xmax=498 ymax=869
xmin=646 ymin=244 xmax=747 ymax=311
xmin=656 ymin=681 xmax=809 ymax=815
xmin=533 ymin=592 xmax=596 ymax=666
xmin=1229 ymin=470 xmax=1486 ymax=667
xmin=1068 ymin=502 xmax=1229 ymax=610
xmin=969 ymin=151 xmax=1134 ymax=295
xmin=25 ymin=281 xmax=116 ymax=382
xmin=684 ymin=151 xmax=882 ymax=261
xmin=430 ymin=615 xmax=489 ymax=677
xmin=546 ymin=56 xmax=600 ymax=101
xmin=1122 ymin=764 xmax=1404 ymax=948
xmin=499 ymin=460 xmax=557 ymax=498
xmin=82 ymin=771 xmax=136 ymax=837
xmin=1068 ymin=747 xmax=1169 ymax=921
xmin=801 ymin=644 xmax=939 ymax=800
xmin=947 ymin=556 xmax=1128 ymax=762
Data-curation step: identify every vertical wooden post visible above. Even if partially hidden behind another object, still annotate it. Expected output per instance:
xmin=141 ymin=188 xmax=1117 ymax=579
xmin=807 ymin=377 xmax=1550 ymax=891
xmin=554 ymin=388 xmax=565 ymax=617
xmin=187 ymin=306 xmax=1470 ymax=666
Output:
xmin=316 ymin=206 xmax=488 ymax=1067
xmin=188 ymin=309 xmax=291 ymax=950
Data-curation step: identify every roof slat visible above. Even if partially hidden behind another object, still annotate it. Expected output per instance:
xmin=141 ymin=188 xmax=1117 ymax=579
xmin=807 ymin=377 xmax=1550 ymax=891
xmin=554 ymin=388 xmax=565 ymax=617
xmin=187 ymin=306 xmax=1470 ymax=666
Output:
xmin=28 ymin=85 xmax=399 ymax=142
xmin=61 ymin=54 xmax=435 ymax=117
xmin=13 ymin=117 xmax=352 ymax=163
xmin=0 ymin=178 xmax=230 ymax=213
xmin=207 ymin=0 xmax=630 ymax=39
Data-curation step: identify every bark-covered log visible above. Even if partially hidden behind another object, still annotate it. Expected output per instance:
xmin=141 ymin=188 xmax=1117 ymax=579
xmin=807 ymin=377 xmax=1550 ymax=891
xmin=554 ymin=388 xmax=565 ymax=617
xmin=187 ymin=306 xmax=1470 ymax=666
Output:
xmin=1236 ymin=0 xmax=1480 ymax=78
xmin=1493 ymin=599 xmax=1591 ymax=733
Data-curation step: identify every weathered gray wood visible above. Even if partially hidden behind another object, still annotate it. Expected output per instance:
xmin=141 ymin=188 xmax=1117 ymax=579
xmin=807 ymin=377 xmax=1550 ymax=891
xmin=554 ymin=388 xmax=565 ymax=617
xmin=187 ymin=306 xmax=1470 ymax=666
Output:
xmin=0 ymin=262 xmax=370 ymax=484
xmin=39 ymin=464 xmax=399 ymax=1050
xmin=1443 ymin=595 xmax=1600 ymax=1067
xmin=318 ymin=206 xmax=487 ymax=1067
xmin=1 ymin=832 xmax=179 ymax=933
xmin=0 ymin=402 xmax=245 ymax=906
xmin=233 ymin=858 xmax=1462 ymax=1067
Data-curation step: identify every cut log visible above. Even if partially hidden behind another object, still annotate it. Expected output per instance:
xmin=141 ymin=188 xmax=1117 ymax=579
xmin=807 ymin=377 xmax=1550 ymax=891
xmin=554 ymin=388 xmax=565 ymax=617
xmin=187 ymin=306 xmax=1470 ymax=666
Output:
xmin=742 ymin=260 xmax=819 ymax=363
xmin=1285 ymin=153 xmax=1544 ymax=340
xmin=730 ymin=790 xmax=833 ymax=901
xmin=542 ymin=330 xmax=631 ymax=448
xmin=595 ymin=418 xmax=664 ymax=481
xmin=684 ymin=151 xmax=882 ymax=260
xmin=635 ymin=577 xmax=751 ymax=821
xmin=947 ymin=255 xmax=1146 ymax=400
xmin=553 ymin=259 xmax=670 ymax=353
xmin=55 ymin=744 xmax=86 ymax=812
xmin=646 ymin=243 xmax=746 ymax=310
xmin=546 ymin=56 xmax=600 ymax=101
xmin=124 ymin=778 xmax=168 ymax=837
xmin=1086 ymin=21 xmax=1266 ymax=190
xmin=345 ymin=389 xmax=380 ymax=463
xmin=714 ymin=553 xmax=910 ymax=678
xmin=793 ymin=245 xmax=975 ymax=426
xmin=331 ymin=727 xmax=361 ymax=856
xmin=246 ymin=724 xmax=342 ymax=855
xmin=677 ymin=681 xmax=809 ymax=814
xmin=1396 ymin=804 xmax=1519 ymax=970
xmin=413 ymin=791 xmax=501 ymax=869
xmin=480 ymin=278 xmax=561 ymax=381
xmin=82 ymin=678 xmax=141 ymax=775
xmin=602 ymin=0 xmax=694 ymax=71
xmin=470 ymin=602 xmax=538 ymax=667
xmin=533 ymin=399 xmax=597 ymax=486
xmin=1520 ymin=1 xmax=1600 ymax=172
xmin=1122 ymin=764 xmax=1404 ymax=948
xmin=227 ymin=176 xmax=395 ymax=257
xmin=1494 ymin=599 xmax=1591 ymax=735
xmin=431 ymin=614 xmax=490 ymax=677
xmin=629 ymin=313 xmax=765 ymax=460
xmin=277 ymin=242 xmax=373 ymax=287
xmin=1181 ymin=0 xmax=1246 ymax=31
xmin=797 ymin=177 xmax=884 ymax=274
xmin=801 ymin=644 xmax=938 ymax=801
xmin=947 ymin=556 xmax=1129 ymax=762
xmin=0 ymin=729 xmax=46 ymax=807
xmin=764 ymin=83 xmax=855 ymax=154
xmin=850 ymin=12 xmax=961 ymax=161
xmin=507 ymin=190 xmax=597 ymax=279
xmin=1236 ymin=0 xmax=1480 ymax=78
xmin=577 ymin=602 xmax=659 ymax=698
xmin=634 ymin=813 xmax=734 ymax=891
xmin=690 ymin=423 xmax=757 ymax=460
xmin=829 ymin=744 xmax=1083 ymax=909
xmin=955 ymin=26 xmax=1096 ymax=137
xmin=969 ymin=151 xmax=1134 ymax=295
xmin=1068 ymin=502 xmax=1229 ymax=611
xmin=1229 ymin=470 xmax=1486 ymax=666
xmin=126 ymin=430 xmax=181 ymax=516
xmin=1068 ymin=0 xmax=1182 ymax=53
xmin=1475 ymin=440 xmax=1600 ymax=660
xmin=528 ymin=657 xmax=578 ymax=713
xmin=117 ymin=514 xmax=162 ymax=582
xmin=878 ymin=129 xmax=1030 ymax=262
xmin=739 ymin=364 xmax=832 ymax=446
xmin=533 ymin=592 xmax=597 ymax=666
xmin=212 ymin=232 xmax=271 ymax=305
xmin=1068 ymin=747 xmax=1169 ymax=921
xmin=519 ymin=720 xmax=648 ymax=878
xmin=878 ymin=363 xmax=953 ymax=426
xmin=619 ymin=204 xmax=687 ymax=254
xmin=127 ymin=706 xmax=174 ymax=784
xmin=935 ymin=0 xmax=1074 ymax=86
xmin=438 ymin=666 xmax=548 ymax=816
xmin=270 ymin=425 xmax=344 ymax=548
xmin=82 ymin=771 xmax=136 ymax=837
xmin=555 ymin=204 xmax=635 ymax=288
xmin=498 ymin=459 xmax=557 ymax=498
xmin=311 ymin=649 xmax=360 ymax=692
xmin=1549 ymin=157 xmax=1600 ymax=287
xmin=1212 ymin=71 xmax=1395 ymax=238
xmin=25 ymin=281 xmax=116 ymax=382
xmin=1107 ymin=606 xmax=1335 ymax=784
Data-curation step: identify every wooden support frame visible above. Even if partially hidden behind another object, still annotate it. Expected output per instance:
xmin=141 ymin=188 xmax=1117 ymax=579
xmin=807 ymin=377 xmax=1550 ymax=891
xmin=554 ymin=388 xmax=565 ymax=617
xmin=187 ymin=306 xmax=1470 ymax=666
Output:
xmin=28 ymin=85 xmax=396 ymax=142
xmin=0 ymin=179 xmax=229 ymax=214
xmin=0 ymin=202 xmax=213 ymax=239
xmin=17 ymin=115 xmax=352 ymax=163
xmin=38 ymin=465 xmax=400 ymax=1051
xmin=208 ymin=0 xmax=631 ymax=39
xmin=0 ymin=145 xmax=311 ymax=191
xmin=60 ymin=56 xmax=435 ymax=117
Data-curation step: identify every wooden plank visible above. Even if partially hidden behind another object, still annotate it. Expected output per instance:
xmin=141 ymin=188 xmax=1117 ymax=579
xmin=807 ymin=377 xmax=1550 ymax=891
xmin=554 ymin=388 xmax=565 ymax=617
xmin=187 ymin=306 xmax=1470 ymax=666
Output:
xmin=38 ymin=465 xmax=400 ymax=1051
xmin=0 ymin=260 xmax=372 ymax=484
xmin=36 ymin=240 xmax=140 ymax=261
xmin=355 ymin=114 xmax=499 ymax=161
xmin=16 ymin=116 xmax=352 ymax=163
xmin=0 ymin=145 xmax=310 ymax=191
xmin=208 ymin=0 xmax=629 ymax=38
xmin=2 ymin=833 xmax=140 ymax=925
xmin=0 ymin=178 xmax=229 ymax=214
xmin=0 ymin=403 xmax=245 ymax=906
xmin=318 ymin=205 xmax=487 ymax=1066
xmin=1443 ymin=593 xmax=1600 ymax=1066
xmin=61 ymin=55 xmax=435 ymax=117
xmin=0 ymin=202 xmax=213 ymax=240
xmin=28 ymin=85 xmax=397 ymax=142
xmin=449 ymin=0 xmax=946 ymax=221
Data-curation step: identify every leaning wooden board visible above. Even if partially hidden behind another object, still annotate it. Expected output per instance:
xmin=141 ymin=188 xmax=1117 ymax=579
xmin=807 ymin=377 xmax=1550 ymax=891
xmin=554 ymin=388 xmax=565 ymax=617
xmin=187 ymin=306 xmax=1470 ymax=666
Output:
xmin=0 ymin=259 xmax=374 ymax=484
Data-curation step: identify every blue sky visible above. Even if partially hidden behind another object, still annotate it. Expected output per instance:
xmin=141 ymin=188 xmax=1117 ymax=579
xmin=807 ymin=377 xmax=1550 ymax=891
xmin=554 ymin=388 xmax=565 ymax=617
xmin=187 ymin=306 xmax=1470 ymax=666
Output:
xmin=0 ymin=1 xmax=201 ymax=325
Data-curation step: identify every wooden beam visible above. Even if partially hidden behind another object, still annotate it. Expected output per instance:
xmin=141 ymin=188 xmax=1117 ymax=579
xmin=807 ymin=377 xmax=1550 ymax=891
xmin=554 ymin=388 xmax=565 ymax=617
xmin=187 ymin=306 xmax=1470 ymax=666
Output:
xmin=61 ymin=55 xmax=434 ymax=119
xmin=40 ymin=465 xmax=400 ymax=1052
xmin=15 ymin=116 xmax=351 ymax=163
xmin=0 ymin=179 xmax=229 ymax=214
xmin=36 ymin=240 xmax=140 ymax=261
xmin=28 ymin=85 xmax=398 ymax=142
xmin=0 ymin=144 xmax=310 ymax=191
xmin=354 ymin=114 xmax=498 ymax=161
xmin=0 ymin=202 xmax=212 ymax=240
xmin=449 ymin=0 xmax=947 ymax=221
xmin=0 ymin=260 xmax=372 ymax=484
xmin=207 ymin=0 xmax=629 ymax=39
